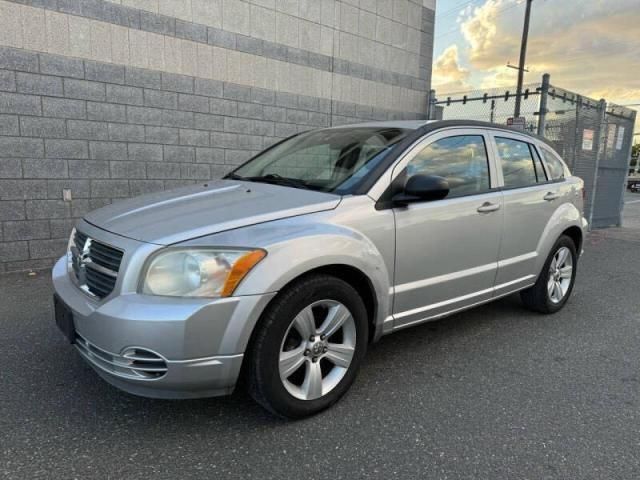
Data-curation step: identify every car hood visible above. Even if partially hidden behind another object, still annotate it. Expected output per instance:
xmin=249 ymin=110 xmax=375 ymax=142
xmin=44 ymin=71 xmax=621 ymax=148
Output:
xmin=84 ymin=180 xmax=341 ymax=245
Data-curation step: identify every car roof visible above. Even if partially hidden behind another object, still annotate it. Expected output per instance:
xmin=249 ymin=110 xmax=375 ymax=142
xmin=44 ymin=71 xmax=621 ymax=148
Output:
xmin=327 ymin=120 xmax=436 ymax=130
xmin=327 ymin=119 xmax=554 ymax=148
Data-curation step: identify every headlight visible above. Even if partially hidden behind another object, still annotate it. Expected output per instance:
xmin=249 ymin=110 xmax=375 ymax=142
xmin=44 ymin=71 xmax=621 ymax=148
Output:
xmin=141 ymin=248 xmax=266 ymax=298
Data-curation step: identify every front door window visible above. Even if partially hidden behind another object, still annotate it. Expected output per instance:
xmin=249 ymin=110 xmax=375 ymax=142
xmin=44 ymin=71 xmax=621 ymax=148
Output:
xmin=404 ymin=135 xmax=491 ymax=198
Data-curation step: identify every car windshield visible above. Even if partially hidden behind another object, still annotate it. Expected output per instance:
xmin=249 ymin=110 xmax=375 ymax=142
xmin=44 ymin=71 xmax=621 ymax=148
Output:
xmin=227 ymin=127 xmax=410 ymax=194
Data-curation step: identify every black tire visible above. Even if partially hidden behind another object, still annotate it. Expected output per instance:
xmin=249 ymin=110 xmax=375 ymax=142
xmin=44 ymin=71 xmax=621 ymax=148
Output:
xmin=520 ymin=235 xmax=578 ymax=314
xmin=246 ymin=274 xmax=368 ymax=419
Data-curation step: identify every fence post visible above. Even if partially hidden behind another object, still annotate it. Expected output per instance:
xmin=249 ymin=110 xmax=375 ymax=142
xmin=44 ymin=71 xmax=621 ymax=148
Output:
xmin=573 ymin=95 xmax=582 ymax=171
xmin=588 ymin=98 xmax=607 ymax=228
xmin=618 ymin=109 xmax=637 ymax=226
xmin=537 ymin=73 xmax=550 ymax=136
xmin=427 ymin=89 xmax=436 ymax=120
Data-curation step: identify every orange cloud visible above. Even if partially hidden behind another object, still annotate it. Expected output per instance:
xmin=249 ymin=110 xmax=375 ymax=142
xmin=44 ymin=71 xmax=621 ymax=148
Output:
xmin=442 ymin=0 xmax=640 ymax=113
xmin=432 ymin=45 xmax=471 ymax=92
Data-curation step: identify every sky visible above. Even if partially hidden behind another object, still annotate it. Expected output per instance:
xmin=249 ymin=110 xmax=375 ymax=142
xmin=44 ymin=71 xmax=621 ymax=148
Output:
xmin=431 ymin=0 xmax=640 ymax=137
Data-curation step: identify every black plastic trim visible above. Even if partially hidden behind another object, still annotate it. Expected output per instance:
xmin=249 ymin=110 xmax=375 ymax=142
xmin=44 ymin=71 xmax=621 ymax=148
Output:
xmin=227 ymin=120 xmax=562 ymax=197
xmin=353 ymin=120 xmax=558 ymax=195
xmin=224 ymin=132 xmax=305 ymax=179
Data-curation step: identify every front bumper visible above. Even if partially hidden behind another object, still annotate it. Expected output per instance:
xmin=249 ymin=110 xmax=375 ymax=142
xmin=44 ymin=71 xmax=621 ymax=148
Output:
xmin=52 ymin=256 xmax=275 ymax=399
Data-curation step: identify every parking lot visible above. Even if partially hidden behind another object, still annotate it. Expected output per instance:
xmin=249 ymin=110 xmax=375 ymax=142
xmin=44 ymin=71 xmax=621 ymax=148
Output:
xmin=2 ymin=199 xmax=640 ymax=479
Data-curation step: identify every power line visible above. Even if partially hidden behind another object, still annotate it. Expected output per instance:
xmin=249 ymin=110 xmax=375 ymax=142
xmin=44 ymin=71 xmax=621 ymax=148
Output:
xmin=434 ymin=24 xmax=467 ymax=39
xmin=528 ymin=37 xmax=639 ymax=62
xmin=434 ymin=0 xmax=637 ymax=107
xmin=436 ymin=0 xmax=477 ymax=19
xmin=435 ymin=2 xmax=520 ymax=39
xmin=521 ymin=47 xmax=639 ymax=69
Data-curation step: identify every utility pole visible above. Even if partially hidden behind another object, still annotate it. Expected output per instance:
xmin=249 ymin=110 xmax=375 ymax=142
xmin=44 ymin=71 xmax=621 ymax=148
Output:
xmin=514 ymin=0 xmax=533 ymax=118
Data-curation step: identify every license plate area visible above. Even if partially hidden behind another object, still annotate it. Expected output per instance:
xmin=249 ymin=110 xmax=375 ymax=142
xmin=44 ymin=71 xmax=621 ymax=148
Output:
xmin=54 ymin=294 xmax=76 ymax=343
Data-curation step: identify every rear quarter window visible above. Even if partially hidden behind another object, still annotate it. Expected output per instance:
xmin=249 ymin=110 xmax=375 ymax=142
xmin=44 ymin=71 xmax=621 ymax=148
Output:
xmin=539 ymin=146 xmax=567 ymax=180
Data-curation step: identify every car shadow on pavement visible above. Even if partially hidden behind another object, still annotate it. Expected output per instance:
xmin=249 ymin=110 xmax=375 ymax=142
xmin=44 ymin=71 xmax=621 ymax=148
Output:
xmin=2 ymin=269 xmax=568 ymax=431
xmin=49 ymin=292 xmax=537 ymax=427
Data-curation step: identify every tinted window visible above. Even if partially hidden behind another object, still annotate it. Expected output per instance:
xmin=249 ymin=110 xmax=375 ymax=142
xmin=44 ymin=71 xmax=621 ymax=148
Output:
xmin=232 ymin=127 xmax=408 ymax=194
xmin=496 ymin=137 xmax=537 ymax=188
xmin=539 ymin=146 xmax=566 ymax=180
xmin=531 ymin=146 xmax=548 ymax=182
xmin=406 ymin=135 xmax=490 ymax=198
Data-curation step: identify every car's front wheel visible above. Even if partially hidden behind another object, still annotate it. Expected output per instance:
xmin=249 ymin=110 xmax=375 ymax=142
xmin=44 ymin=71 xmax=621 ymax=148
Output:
xmin=521 ymin=235 xmax=578 ymax=313
xmin=247 ymin=274 xmax=368 ymax=418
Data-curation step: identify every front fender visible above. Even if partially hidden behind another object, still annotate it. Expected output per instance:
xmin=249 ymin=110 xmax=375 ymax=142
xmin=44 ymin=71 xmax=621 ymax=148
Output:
xmin=534 ymin=202 xmax=586 ymax=277
xmin=244 ymin=229 xmax=389 ymax=295
xmin=182 ymin=211 xmax=393 ymax=350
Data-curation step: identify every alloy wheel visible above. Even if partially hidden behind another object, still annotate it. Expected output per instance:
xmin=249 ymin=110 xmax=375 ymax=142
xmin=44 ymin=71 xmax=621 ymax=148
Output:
xmin=547 ymin=246 xmax=573 ymax=303
xmin=279 ymin=300 xmax=356 ymax=401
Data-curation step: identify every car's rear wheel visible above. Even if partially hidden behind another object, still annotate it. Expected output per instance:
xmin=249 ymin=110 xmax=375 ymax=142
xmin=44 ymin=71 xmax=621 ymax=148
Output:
xmin=247 ymin=274 xmax=368 ymax=418
xmin=520 ymin=235 xmax=578 ymax=313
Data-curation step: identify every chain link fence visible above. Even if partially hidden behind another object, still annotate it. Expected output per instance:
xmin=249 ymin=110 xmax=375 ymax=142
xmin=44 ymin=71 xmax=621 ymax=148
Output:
xmin=429 ymin=76 xmax=637 ymax=229
xmin=431 ymin=83 xmax=542 ymax=133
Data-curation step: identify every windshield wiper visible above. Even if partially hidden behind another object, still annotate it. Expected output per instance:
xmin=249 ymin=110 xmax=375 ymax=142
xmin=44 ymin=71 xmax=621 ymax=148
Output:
xmin=223 ymin=173 xmax=244 ymax=180
xmin=226 ymin=173 xmax=315 ymax=190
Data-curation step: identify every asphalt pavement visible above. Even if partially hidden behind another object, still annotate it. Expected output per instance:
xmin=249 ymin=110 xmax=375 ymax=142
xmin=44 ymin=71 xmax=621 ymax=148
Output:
xmin=1 ymin=200 xmax=640 ymax=479
xmin=623 ymin=191 xmax=640 ymax=229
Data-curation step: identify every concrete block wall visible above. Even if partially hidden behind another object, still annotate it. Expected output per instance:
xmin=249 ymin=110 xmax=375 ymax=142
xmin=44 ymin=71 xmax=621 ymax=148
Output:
xmin=0 ymin=0 xmax=436 ymax=273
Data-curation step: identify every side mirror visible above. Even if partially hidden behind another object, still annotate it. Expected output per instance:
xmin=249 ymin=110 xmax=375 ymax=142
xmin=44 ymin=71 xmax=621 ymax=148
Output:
xmin=395 ymin=174 xmax=450 ymax=204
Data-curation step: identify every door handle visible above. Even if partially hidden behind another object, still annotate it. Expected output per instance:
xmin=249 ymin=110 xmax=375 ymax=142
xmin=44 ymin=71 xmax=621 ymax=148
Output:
xmin=544 ymin=192 xmax=559 ymax=201
xmin=477 ymin=202 xmax=500 ymax=213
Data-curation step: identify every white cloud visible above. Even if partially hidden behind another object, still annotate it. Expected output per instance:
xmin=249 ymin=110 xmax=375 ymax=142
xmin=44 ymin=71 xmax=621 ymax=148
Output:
xmin=478 ymin=65 xmax=517 ymax=90
xmin=439 ymin=0 xmax=640 ymax=113
xmin=432 ymin=45 xmax=471 ymax=92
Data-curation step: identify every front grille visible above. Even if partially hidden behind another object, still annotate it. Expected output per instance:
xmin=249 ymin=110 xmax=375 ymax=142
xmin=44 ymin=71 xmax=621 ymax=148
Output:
xmin=71 ymin=230 xmax=124 ymax=299
xmin=71 ymin=230 xmax=88 ymax=278
xmin=75 ymin=334 xmax=168 ymax=380
xmin=85 ymin=266 xmax=117 ymax=298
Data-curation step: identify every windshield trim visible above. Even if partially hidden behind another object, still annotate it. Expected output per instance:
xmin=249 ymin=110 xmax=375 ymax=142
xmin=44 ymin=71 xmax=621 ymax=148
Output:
xmin=226 ymin=173 xmax=326 ymax=191
xmin=225 ymin=127 xmax=412 ymax=195
xmin=224 ymin=132 xmax=304 ymax=178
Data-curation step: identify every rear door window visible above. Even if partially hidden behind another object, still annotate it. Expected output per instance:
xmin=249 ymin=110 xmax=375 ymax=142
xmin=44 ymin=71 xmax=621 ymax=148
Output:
xmin=495 ymin=137 xmax=539 ymax=188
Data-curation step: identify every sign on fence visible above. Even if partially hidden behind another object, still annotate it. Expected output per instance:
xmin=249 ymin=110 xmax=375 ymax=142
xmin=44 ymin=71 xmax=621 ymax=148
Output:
xmin=616 ymin=127 xmax=625 ymax=150
xmin=607 ymin=124 xmax=616 ymax=150
xmin=582 ymin=129 xmax=594 ymax=151
xmin=430 ymin=76 xmax=637 ymax=228
xmin=507 ymin=116 xmax=526 ymax=131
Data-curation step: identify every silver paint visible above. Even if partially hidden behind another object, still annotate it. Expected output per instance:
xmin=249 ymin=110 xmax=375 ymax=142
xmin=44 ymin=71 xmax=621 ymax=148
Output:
xmin=52 ymin=121 xmax=587 ymax=399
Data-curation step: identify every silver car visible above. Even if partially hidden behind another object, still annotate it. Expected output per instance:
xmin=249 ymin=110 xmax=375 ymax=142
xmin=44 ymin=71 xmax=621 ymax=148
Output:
xmin=52 ymin=120 xmax=587 ymax=418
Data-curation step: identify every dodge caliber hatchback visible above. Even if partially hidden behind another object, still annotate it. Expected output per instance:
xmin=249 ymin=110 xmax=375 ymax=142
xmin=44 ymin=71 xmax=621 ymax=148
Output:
xmin=53 ymin=120 xmax=587 ymax=418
